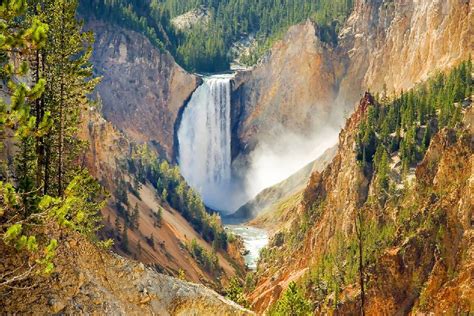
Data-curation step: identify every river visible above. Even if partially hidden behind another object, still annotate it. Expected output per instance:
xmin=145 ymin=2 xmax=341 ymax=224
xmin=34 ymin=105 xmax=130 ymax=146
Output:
xmin=225 ymin=224 xmax=269 ymax=270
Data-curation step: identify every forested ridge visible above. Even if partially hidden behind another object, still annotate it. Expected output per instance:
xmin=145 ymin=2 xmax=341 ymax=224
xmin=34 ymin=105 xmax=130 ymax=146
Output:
xmin=79 ymin=0 xmax=354 ymax=72
xmin=254 ymin=60 xmax=473 ymax=314
xmin=116 ymin=144 xmax=229 ymax=251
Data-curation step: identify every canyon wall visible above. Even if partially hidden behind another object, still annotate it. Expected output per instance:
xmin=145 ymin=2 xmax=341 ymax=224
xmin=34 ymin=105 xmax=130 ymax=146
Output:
xmin=338 ymin=0 xmax=473 ymax=103
xmin=248 ymin=95 xmax=473 ymax=314
xmin=87 ymin=21 xmax=200 ymax=161
xmin=231 ymin=21 xmax=343 ymax=157
xmin=232 ymin=0 xmax=472 ymax=160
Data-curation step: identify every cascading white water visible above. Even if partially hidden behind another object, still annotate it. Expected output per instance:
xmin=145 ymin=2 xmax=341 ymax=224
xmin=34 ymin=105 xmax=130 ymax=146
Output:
xmin=177 ymin=74 xmax=234 ymax=211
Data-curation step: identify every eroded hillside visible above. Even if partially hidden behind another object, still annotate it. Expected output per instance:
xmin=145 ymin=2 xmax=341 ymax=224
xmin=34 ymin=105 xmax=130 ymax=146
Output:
xmin=86 ymin=20 xmax=200 ymax=161
xmin=248 ymin=83 xmax=473 ymax=314
xmin=79 ymin=109 xmax=245 ymax=289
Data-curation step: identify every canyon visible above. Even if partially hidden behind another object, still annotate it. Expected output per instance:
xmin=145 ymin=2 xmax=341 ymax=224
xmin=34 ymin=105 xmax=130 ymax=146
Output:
xmin=1 ymin=0 xmax=472 ymax=314
xmin=81 ymin=0 xmax=472 ymax=313
xmin=87 ymin=0 xmax=471 ymax=212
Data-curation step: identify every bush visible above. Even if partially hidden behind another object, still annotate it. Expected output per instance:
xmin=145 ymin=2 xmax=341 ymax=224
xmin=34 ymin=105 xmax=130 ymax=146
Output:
xmin=225 ymin=277 xmax=249 ymax=307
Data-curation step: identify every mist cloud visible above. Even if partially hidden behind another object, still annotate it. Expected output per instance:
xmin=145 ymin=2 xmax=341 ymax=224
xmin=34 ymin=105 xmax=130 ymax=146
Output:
xmin=242 ymin=123 xmax=340 ymax=205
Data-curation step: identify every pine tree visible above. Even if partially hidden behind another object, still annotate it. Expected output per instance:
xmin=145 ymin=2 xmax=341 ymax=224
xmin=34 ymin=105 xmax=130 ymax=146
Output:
xmin=121 ymin=224 xmax=129 ymax=252
xmin=137 ymin=240 xmax=142 ymax=257
xmin=148 ymin=233 xmax=155 ymax=249
xmin=115 ymin=216 xmax=122 ymax=235
xmin=1 ymin=0 xmax=106 ymax=285
xmin=1 ymin=1 xmax=49 ymax=193
xmin=377 ymin=148 xmax=390 ymax=194
xmin=131 ymin=203 xmax=139 ymax=230
xmin=154 ymin=208 xmax=162 ymax=227
xmin=422 ymin=127 xmax=431 ymax=152
xmin=270 ymin=282 xmax=312 ymax=316
xmin=41 ymin=0 xmax=100 ymax=196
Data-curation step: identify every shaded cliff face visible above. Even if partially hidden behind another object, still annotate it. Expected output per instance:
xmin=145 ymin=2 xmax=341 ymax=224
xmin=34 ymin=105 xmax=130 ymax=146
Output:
xmin=1 ymin=230 xmax=252 ymax=315
xmin=87 ymin=21 xmax=200 ymax=161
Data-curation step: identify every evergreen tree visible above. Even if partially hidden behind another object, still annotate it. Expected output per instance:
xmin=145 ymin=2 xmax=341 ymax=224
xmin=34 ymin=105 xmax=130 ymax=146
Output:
xmin=121 ymin=224 xmax=129 ymax=252
xmin=148 ymin=233 xmax=155 ymax=249
xmin=41 ymin=0 xmax=100 ymax=196
xmin=114 ymin=216 xmax=122 ymax=236
xmin=154 ymin=208 xmax=162 ymax=227
xmin=137 ymin=240 xmax=142 ymax=257
xmin=225 ymin=277 xmax=248 ymax=307
xmin=1 ymin=0 xmax=106 ymax=286
xmin=270 ymin=282 xmax=312 ymax=316
xmin=131 ymin=203 xmax=139 ymax=230
xmin=376 ymin=148 xmax=390 ymax=195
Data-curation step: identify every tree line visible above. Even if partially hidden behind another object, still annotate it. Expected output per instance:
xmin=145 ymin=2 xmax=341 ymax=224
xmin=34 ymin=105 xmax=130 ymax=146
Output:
xmin=78 ymin=0 xmax=354 ymax=73
xmin=357 ymin=59 xmax=472 ymax=195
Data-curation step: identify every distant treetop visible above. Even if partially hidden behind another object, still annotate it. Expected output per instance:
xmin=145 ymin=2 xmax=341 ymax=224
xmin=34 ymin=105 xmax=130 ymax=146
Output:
xmin=79 ymin=0 xmax=354 ymax=73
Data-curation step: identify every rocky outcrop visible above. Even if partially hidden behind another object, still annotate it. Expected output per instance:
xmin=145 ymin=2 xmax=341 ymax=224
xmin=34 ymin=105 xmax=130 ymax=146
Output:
xmin=87 ymin=21 xmax=200 ymax=161
xmin=231 ymin=21 xmax=343 ymax=157
xmin=0 ymin=231 xmax=252 ymax=315
xmin=171 ymin=6 xmax=211 ymax=31
xmin=338 ymin=0 xmax=473 ymax=103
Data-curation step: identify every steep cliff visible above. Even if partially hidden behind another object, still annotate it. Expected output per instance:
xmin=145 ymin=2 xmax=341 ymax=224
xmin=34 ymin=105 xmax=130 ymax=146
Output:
xmin=231 ymin=21 xmax=343 ymax=158
xmin=232 ymin=0 xmax=472 ymax=161
xmin=79 ymin=108 xmax=245 ymax=289
xmin=247 ymin=93 xmax=473 ymax=314
xmin=86 ymin=21 xmax=200 ymax=161
xmin=338 ymin=0 xmax=473 ymax=103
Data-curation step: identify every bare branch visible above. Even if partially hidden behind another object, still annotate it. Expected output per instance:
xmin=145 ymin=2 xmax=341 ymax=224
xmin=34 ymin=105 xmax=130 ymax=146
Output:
xmin=0 ymin=264 xmax=36 ymax=288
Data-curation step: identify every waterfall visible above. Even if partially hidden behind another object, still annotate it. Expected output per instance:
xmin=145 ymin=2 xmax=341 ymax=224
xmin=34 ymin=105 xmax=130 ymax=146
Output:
xmin=177 ymin=74 xmax=233 ymax=211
